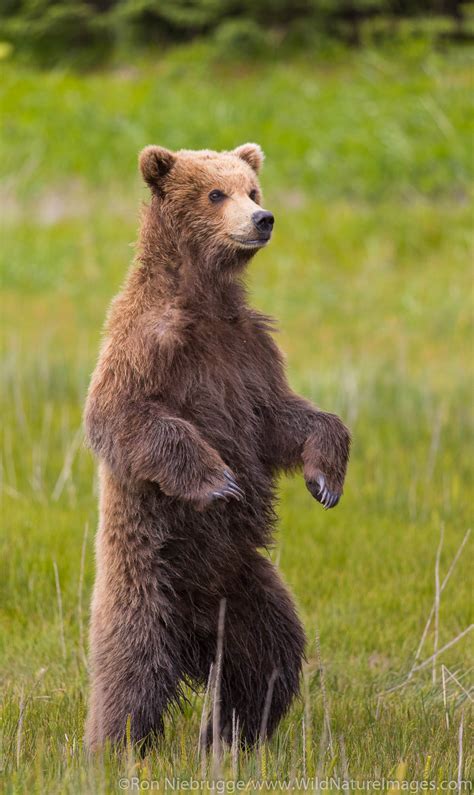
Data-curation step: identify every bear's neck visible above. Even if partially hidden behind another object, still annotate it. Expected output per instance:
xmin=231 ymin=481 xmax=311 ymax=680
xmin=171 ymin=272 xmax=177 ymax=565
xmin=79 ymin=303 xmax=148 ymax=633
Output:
xmin=137 ymin=257 xmax=249 ymax=321
xmin=178 ymin=268 xmax=248 ymax=320
xmin=135 ymin=208 xmax=251 ymax=321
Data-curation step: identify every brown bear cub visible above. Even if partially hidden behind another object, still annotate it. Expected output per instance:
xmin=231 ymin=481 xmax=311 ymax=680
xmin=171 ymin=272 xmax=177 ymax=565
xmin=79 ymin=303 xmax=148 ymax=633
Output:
xmin=84 ymin=143 xmax=350 ymax=751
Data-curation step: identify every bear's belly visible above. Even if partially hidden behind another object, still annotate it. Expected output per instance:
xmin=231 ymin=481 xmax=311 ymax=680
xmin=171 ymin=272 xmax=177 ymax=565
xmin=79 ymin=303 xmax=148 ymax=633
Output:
xmin=100 ymin=460 xmax=276 ymax=590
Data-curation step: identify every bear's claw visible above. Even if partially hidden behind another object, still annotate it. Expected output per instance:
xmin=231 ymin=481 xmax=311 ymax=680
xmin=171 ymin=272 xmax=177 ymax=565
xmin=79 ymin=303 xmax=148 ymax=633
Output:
xmin=211 ymin=470 xmax=245 ymax=503
xmin=307 ymin=474 xmax=341 ymax=510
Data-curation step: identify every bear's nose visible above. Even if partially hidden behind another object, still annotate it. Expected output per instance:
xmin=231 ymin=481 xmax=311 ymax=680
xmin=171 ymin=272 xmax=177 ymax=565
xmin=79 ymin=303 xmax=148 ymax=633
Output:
xmin=252 ymin=210 xmax=274 ymax=235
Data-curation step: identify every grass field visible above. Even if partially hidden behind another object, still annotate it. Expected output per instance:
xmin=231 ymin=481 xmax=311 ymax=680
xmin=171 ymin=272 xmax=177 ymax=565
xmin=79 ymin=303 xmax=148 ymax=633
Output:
xmin=1 ymin=42 xmax=473 ymax=792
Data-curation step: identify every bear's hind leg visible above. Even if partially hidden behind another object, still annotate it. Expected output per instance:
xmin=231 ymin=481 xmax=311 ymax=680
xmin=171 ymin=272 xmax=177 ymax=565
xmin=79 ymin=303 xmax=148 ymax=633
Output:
xmin=204 ymin=555 xmax=306 ymax=748
xmin=85 ymin=605 xmax=183 ymax=751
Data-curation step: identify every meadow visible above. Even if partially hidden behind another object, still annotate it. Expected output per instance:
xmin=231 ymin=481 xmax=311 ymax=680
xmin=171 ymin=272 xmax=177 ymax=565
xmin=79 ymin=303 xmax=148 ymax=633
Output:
xmin=1 ymin=42 xmax=473 ymax=792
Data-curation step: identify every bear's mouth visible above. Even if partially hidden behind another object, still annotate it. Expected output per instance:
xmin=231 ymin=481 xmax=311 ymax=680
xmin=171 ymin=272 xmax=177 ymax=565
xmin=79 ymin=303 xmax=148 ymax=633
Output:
xmin=229 ymin=235 xmax=270 ymax=249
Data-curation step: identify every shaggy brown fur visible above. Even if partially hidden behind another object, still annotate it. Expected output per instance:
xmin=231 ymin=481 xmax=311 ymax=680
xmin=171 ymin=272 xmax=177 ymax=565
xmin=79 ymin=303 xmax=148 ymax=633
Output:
xmin=84 ymin=143 xmax=350 ymax=751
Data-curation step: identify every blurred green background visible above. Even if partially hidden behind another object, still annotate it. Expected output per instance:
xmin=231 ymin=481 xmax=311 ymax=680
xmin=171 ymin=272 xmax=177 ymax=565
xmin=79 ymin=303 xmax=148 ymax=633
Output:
xmin=1 ymin=5 xmax=473 ymax=792
xmin=1 ymin=0 xmax=474 ymax=66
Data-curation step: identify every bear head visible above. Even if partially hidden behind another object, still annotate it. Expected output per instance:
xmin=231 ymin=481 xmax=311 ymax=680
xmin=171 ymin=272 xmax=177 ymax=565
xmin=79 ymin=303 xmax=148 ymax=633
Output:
xmin=138 ymin=143 xmax=274 ymax=273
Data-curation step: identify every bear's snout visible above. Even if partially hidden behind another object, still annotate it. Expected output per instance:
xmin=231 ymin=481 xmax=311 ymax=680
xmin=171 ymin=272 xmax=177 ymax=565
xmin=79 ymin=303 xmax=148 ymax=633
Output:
xmin=252 ymin=210 xmax=274 ymax=239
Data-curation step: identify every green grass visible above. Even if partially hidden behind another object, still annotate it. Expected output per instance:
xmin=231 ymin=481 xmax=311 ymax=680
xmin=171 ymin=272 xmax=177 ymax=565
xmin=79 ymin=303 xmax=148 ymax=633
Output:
xmin=1 ymin=43 xmax=473 ymax=792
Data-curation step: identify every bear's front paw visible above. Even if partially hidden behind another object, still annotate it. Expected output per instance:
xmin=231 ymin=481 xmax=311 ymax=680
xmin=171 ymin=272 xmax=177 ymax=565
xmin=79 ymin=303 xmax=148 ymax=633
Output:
xmin=210 ymin=469 xmax=245 ymax=503
xmin=305 ymin=473 xmax=341 ymax=510
xmin=193 ymin=469 xmax=245 ymax=511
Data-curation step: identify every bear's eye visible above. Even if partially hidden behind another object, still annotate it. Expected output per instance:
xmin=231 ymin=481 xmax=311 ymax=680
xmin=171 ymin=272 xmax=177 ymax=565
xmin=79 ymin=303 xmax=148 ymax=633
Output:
xmin=249 ymin=189 xmax=258 ymax=202
xmin=209 ymin=189 xmax=226 ymax=203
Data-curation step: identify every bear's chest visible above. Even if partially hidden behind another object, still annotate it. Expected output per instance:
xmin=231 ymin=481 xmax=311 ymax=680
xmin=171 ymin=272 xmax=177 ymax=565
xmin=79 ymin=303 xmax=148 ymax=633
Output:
xmin=169 ymin=320 xmax=274 ymax=456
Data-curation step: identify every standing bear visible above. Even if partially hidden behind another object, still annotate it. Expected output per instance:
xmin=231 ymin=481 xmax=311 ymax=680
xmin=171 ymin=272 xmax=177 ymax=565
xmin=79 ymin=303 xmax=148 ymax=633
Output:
xmin=84 ymin=143 xmax=350 ymax=751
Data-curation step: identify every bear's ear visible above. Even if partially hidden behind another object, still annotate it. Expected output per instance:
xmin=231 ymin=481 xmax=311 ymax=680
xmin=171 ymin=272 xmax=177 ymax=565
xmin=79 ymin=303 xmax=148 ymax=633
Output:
xmin=139 ymin=145 xmax=176 ymax=192
xmin=233 ymin=143 xmax=264 ymax=174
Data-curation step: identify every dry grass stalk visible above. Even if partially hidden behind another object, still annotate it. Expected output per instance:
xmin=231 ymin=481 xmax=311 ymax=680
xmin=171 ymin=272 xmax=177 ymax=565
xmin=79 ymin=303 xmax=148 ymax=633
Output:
xmin=52 ymin=425 xmax=83 ymax=501
xmin=339 ymin=734 xmax=349 ymax=782
xmin=443 ymin=666 xmax=474 ymax=703
xmin=16 ymin=688 xmax=24 ymax=769
xmin=315 ymin=629 xmax=333 ymax=757
xmin=425 ymin=403 xmax=445 ymax=485
xmin=380 ymin=624 xmax=474 ymax=696
xmin=259 ymin=667 xmax=278 ymax=745
xmin=441 ymin=665 xmax=449 ymax=729
xmin=457 ymin=712 xmax=464 ymax=793
xmin=433 ymin=524 xmax=444 ymax=684
xmin=15 ymin=668 xmax=47 ymax=768
xmin=316 ymin=719 xmax=328 ymax=778
xmin=411 ymin=529 xmax=471 ymax=677
xmin=303 ymin=669 xmax=312 ymax=776
xmin=258 ymin=668 xmax=278 ymax=780
xmin=301 ymin=716 xmax=306 ymax=779
xmin=53 ymin=560 xmax=66 ymax=661
xmin=199 ymin=661 xmax=214 ymax=778
xmin=77 ymin=522 xmax=89 ymax=670
xmin=231 ymin=709 xmax=239 ymax=780
xmin=211 ymin=598 xmax=226 ymax=779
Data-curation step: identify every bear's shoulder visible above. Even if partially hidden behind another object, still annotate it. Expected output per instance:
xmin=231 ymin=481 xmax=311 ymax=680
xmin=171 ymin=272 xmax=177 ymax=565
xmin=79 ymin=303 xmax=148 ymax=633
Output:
xmin=139 ymin=304 xmax=190 ymax=350
xmin=93 ymin=297 xmax=188 ymax=398
xmin=244 ymin=308 xmax=286 ymax=373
